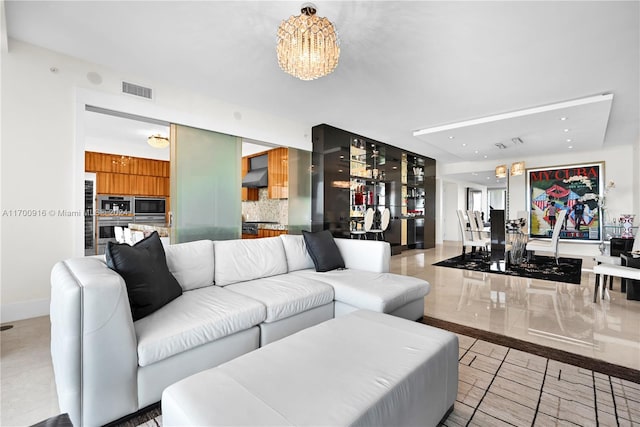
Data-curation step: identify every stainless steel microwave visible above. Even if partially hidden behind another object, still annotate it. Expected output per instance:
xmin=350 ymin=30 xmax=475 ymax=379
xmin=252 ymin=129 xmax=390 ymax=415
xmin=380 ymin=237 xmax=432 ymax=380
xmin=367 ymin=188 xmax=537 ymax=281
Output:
xmin=134 ymin=197 xmax=166 ymax=215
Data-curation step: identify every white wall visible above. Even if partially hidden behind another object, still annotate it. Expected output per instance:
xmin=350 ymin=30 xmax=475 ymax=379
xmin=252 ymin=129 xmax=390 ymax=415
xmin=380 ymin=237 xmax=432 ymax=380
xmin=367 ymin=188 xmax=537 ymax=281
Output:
xmin=0 ymin=40 xmax=311 ymax=322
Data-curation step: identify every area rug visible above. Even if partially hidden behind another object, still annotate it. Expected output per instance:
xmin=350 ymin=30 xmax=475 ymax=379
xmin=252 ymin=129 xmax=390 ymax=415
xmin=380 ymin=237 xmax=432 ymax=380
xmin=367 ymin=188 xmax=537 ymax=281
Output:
xmin=433 ymin=252 xmax=583 ymax=285
xmin=124 ymin=324 xmax=639 ymax=427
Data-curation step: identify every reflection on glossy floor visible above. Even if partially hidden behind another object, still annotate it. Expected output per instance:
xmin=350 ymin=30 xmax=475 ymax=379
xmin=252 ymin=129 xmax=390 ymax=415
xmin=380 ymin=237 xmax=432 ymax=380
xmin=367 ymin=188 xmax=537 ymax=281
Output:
xmin=2 ymin=242 xmax=639 ymax=426
xmin=391 ymin=242 xmax=640 ymax=373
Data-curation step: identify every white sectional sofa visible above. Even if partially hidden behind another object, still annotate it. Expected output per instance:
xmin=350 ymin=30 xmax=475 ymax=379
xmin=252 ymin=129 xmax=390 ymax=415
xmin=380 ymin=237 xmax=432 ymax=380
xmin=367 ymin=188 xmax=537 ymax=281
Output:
xmin=50 ymin=234 xmax=431 ymax=426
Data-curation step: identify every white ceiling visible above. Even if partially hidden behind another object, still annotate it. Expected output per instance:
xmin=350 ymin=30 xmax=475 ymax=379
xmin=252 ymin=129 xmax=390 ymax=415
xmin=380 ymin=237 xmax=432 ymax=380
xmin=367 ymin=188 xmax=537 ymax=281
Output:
xmin=5 ymin=1 xmax=639 ymax=187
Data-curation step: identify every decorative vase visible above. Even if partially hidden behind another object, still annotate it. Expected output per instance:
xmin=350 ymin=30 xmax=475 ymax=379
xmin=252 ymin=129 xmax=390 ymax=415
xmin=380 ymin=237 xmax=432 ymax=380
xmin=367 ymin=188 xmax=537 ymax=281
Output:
xmin=619 ymin=214 xmax=635 ymax=239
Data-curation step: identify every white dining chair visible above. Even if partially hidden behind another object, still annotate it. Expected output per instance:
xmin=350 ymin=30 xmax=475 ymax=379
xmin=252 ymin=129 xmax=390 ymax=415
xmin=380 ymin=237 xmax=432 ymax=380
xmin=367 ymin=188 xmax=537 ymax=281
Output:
xmin=350 ymin=208 xmax=374 ymax=239
xmin=593 ymin=262 xmax=640 ymax=302
xmin=457 ymin=210 xmax=490 ymax=258
xmin=467 ymin=210 xmax=490 ymax=250
xmin=593 ymin=237 xmax=639 ymax=293
xmin=123 ymin=228 xmax=134 ymax=245
xmin=369 ymin=208 xmax=390 ymax=241
xmin=526 ymin=209 xmax=567 ymax=264
xmin=114 ymin=226 xmax=126 ymax=244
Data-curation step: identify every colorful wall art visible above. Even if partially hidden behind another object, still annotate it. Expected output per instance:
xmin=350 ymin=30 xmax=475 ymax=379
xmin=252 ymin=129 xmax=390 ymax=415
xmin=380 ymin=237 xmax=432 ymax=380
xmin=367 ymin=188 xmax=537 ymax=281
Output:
xmin=527 ymin=162 xmax=604 ymax=241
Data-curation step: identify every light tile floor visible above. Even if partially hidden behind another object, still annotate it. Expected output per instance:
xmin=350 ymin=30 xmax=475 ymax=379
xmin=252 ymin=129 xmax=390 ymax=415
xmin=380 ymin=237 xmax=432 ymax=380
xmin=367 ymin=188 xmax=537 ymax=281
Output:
xmin=1 ymin=242 xmax=639 ymax=426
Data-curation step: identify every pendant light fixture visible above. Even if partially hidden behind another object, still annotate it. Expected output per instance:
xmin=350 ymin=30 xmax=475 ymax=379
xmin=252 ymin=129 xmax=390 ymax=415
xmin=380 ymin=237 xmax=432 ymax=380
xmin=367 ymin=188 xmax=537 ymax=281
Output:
xmin=148 ymin=134 xmax=169 ymax=149
xmin=276 ymin=3 xmax=340 ymax=81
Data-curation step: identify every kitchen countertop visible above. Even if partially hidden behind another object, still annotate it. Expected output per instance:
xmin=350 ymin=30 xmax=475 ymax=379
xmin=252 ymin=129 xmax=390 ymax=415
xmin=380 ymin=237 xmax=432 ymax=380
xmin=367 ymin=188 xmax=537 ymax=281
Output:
xmin=128 ymin=223 xmax=171 ymax=237
xmin=243 ymin=221 xmax=287 ymax=231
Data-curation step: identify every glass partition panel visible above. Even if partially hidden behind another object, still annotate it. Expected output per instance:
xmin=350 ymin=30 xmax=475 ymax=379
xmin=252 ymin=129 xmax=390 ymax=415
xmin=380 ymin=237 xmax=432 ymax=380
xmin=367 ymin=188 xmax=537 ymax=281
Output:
xmin=287 ymin=148 xmax=312 ymax=234
xmin=170 ymin=124 xmax=241 ymax=242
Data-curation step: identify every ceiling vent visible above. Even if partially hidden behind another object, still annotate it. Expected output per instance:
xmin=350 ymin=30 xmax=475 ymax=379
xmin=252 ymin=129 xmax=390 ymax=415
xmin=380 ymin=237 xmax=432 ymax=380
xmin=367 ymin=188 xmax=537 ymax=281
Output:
xmin=122 ymin=81 xmax=153 ymax=100
xmin=495 ymin=142 xmax=508 ymax=149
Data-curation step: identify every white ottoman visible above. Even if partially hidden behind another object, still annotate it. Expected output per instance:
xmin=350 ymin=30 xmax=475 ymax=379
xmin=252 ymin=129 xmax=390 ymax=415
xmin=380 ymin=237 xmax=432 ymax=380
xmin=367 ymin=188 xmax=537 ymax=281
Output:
xmin=162 ymin=310 xmax=458 ymax=427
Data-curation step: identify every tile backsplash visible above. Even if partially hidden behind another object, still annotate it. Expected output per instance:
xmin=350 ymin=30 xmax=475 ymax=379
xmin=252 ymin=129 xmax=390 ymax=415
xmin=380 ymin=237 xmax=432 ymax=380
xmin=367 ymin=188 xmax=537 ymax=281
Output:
xmin=242 ymin=188 xmax=288 ymax=224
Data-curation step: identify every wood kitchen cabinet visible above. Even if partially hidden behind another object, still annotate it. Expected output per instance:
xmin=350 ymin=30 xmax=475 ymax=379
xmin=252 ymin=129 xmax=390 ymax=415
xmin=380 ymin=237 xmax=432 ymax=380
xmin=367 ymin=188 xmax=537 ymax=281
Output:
xmin=86 ymin=152 xmax=169 ymax=196
xmin=268 ymin=147 xmax=288 ymax=199
xmin=258 ymin=229 xmax=288 ymax=238
xmin=241 ymin=147 xmax=289 ymax=200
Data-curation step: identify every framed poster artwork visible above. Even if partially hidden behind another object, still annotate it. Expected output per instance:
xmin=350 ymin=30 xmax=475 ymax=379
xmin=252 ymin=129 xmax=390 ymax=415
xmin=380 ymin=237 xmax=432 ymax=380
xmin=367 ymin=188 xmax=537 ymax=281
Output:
xmin=527 ymin=162 xmax=604 ymax=242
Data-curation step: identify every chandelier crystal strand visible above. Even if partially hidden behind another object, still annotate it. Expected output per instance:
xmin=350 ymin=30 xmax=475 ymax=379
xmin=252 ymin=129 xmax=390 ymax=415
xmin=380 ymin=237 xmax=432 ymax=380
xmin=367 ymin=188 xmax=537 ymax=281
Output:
xmin=277 ymin=4 xmax=340 ymax=81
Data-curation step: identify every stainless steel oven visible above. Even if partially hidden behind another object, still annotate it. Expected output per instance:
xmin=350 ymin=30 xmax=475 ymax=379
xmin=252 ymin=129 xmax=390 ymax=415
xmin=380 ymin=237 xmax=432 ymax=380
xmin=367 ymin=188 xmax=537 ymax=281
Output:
xmin=98 ymin=196 xmax=133 ymax=214
xmin=97 ymin=215 xmax=132 ymax=254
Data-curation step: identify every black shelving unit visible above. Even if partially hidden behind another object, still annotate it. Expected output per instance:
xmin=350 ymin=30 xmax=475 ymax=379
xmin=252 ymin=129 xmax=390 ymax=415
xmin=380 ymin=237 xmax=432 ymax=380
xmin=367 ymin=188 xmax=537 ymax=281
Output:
xmin=311 ymin=124 xmax=436 ymax=252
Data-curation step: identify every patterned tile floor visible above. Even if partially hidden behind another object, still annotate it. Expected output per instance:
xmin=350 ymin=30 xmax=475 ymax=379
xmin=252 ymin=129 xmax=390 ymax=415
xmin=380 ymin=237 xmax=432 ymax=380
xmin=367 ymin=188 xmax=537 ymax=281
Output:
xmin=442 ymin=333 xmax=640 ymax=426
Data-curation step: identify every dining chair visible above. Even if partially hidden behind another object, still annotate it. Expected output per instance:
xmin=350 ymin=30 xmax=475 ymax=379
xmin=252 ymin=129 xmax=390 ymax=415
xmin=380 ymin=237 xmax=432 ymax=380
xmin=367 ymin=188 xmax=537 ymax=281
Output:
xmin=123 ymin=227 xmax=134 ymax=245
xmin=593 ymin=236 xmax=640 ymax=291
xmin=467 ymin=210 xmax=490 ymax=248
xmin=114 ymin=226 xmax=126 ymax=244
xmin=457 ymin=210 xmax=490 ymax=258
xmin=369 ymin=208 xmax=390 ymax=241
xmin=350 ymin=208 xmax=374 ymax=239
xmin=593 ymin=262 xmax=640 ymax=302
xmin=525 ymin=209 xmax=567 ymax=264
xmin=473 ymin=211 xmax=490 ymax=239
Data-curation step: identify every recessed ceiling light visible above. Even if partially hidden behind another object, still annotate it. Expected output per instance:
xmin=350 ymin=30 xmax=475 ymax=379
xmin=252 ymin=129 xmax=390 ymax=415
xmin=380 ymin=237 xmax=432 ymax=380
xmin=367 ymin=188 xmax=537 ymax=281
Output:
xmin=566 ymin=139 xmax=572 ymax=142
xmin=486 ymin=177 xmax=490 ymax=180
xmin=392 ymin=166 xmax=397 ymax=169
xmin=462 ymin=143 xmax=467 ymax=147
xmin=339 ymin=155 xmax=344 ymax=159
xmin=448 ymin=136 xmax=455 ymax=139
xmin=568 ymin=145 xmax=573 ymax=149
xmin=474 ymin=150 xmax=479 ymax=154
xmin=338 ymin=169 xmax=343 ymax=173
xmin=563 ymin=128 xmax=570 ymax=132
xmin=560 ymin=117 xmax=568 ymax=121
xmin=472 ymin=172 xmax=478 ymax=176
xmin=483 ymin=155 xmax=488 ymax=159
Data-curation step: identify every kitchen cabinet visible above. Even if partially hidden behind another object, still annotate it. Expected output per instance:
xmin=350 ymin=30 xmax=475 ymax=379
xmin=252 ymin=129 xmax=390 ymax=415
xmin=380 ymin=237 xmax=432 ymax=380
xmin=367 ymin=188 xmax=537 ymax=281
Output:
xmin=241 ymin=157 xmax=259 ymax=201
xmin=258 ymin=229 xmax=288 ymax=238
xmin=242 ymin=147 xmax=289 ymax=200
xmin=268 ymin=147 xmax=288 ymax=199
xmin=86 ymin=152 xmax=169 ymax=196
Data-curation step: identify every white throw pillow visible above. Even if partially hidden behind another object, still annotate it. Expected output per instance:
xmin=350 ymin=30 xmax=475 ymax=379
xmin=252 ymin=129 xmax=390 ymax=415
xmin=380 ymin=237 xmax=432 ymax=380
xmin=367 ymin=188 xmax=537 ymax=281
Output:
xmin=279 ymin=234 xmax=315 ymax=272
xmin=214 ymin=237 xmax=288 ymax=286
xmin=165 ymin=240 xmax=215 ymax=291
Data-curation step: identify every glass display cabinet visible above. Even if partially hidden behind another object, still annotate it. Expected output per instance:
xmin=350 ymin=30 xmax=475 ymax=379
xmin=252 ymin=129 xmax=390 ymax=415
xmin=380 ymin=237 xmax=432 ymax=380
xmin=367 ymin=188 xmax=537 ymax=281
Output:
xmin=311 ymin=123 xmax=436 ymax=252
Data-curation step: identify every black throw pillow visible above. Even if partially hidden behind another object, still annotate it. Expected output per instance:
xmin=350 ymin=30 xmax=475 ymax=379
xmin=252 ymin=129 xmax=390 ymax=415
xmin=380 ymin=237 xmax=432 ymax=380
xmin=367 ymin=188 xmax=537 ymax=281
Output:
xmin=302 ymin=230 xmax=345 ymax=272
xmin=106 ymin=231 xmax=182 ymax=321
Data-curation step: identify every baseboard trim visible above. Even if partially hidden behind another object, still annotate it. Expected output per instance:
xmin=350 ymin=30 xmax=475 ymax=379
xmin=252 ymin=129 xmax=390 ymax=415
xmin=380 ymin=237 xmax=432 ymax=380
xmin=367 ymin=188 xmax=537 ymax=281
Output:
xmin=1 ymin=298 xmax=50 ymax=323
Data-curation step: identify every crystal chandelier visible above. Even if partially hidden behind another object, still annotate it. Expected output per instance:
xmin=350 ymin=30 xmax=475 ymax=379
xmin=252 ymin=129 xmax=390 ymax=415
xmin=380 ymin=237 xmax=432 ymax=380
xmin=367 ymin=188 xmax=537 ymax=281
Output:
xmin=148 ymin=134 xmax=169 ymax=149
xmin=276 ymin=3 xmax=340 ymax=81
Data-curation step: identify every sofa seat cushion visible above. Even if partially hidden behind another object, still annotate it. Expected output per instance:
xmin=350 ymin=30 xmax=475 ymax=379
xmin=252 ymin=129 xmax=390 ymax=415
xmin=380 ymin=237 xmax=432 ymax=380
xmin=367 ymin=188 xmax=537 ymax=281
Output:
xmin=290 ymin=269 xmax=430 ymax=314
xmin=135 ymin=286 xmax=266 ymax=367
xmin=214 ymin=237 xmax=288 ymax=286
xmin=225 ymin=275 xmax=334 ymax=323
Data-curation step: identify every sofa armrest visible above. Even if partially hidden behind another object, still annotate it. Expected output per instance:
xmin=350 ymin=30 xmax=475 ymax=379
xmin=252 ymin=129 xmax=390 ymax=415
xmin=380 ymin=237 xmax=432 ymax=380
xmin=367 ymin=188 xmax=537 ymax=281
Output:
xmin=50 ymin=257 xmax=138 ymax=426
xmin=333 ymin=239 xmax=391 ymax=273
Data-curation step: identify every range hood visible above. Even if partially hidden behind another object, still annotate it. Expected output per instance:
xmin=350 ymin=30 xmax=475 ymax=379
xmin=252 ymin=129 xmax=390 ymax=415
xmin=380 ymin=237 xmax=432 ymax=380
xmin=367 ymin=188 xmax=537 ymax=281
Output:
xmin=242 ymin=154 xmax=268 ymax=188
xmin=242 ymin=168 xmax=268 ymax=188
